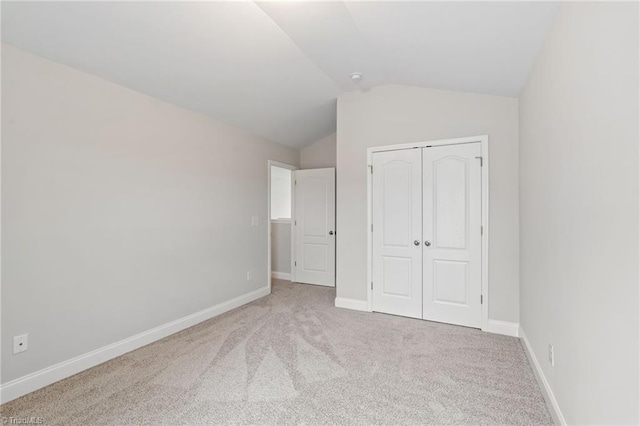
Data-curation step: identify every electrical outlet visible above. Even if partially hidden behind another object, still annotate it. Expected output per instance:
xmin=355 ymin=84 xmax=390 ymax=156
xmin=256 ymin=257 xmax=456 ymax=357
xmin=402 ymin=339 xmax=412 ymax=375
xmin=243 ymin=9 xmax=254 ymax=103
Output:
xmin=548 ymin=343 xmax=554 ymax=367
xmin=246 ymin=271 xmax=253 ymax=281
xmin=251 ymin=216 xmax=259 ymax=226
xmin=13 ymin=334 xmax=28 ymax=354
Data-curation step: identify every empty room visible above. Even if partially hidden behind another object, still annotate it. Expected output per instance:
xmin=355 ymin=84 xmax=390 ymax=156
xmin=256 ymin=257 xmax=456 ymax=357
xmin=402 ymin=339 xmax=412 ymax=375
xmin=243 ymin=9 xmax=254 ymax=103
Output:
xmin=1 ymin=1 xmax=638 ymax=425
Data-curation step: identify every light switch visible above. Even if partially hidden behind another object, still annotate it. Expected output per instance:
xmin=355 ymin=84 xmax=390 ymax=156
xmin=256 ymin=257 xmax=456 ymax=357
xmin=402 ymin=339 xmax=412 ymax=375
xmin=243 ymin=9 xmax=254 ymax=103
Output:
xmin=251 ymin=216 xmax=259 ymax=226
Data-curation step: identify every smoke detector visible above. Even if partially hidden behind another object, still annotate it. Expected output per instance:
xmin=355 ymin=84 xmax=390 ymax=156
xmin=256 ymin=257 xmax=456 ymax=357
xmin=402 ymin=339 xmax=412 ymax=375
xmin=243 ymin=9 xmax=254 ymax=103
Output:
xmin=350 ymin=72 xmax=363 ymax=83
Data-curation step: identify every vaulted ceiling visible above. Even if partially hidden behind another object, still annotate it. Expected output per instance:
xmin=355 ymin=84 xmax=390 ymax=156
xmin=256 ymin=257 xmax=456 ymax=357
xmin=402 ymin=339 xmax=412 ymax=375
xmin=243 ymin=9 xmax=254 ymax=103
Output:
xmin=2 ymin=2 xmax=558 ymax=148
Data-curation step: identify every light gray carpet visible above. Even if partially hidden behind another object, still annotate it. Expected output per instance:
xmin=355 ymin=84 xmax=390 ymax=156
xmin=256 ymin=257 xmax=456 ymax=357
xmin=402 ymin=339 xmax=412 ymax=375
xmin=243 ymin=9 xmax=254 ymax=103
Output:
xmin=1 ymin=280 xmax=551 ymax=425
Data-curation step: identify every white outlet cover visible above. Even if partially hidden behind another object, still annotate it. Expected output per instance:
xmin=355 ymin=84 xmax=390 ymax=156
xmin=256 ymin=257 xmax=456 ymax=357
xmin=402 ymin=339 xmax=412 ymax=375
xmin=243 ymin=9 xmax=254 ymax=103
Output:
xmin=13 ymin=334 xmax=28 ymax=354
xmin=247 ymin=271 xmax=253 ymax=281
xmin=251 ymin=216 xmax=259 ymax=226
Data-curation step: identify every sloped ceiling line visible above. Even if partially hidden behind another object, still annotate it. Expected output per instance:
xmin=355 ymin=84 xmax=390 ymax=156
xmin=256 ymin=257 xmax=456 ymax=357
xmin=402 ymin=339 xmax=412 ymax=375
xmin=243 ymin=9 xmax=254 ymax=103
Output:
xmin=2 ymin=1 xmax=558 ymax=148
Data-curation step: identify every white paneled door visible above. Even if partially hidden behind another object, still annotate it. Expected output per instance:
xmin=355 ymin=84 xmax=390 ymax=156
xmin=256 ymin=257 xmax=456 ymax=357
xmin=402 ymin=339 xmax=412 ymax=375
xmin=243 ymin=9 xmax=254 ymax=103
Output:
xmin=372 ymin=149 xmax=423 ymax=319
xmin=423 ymin=143 xmax=482 ymax=328
xmin=371 ymin=143 xmax=482 ymax=328
xmin=293 ymin=168 xmax=335 ymax=287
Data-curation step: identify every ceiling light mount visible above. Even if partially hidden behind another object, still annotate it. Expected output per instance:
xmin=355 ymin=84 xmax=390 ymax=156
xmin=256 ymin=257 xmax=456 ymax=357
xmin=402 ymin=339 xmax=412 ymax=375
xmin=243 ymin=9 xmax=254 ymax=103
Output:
xmin=350 ymin=72 xmax=363 ymax=83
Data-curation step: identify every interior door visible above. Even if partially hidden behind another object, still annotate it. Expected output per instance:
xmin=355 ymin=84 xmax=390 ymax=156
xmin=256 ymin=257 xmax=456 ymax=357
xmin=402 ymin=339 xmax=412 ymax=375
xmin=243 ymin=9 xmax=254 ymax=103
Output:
xmin=293 ymin=168 xmax=335 ymax=287
xmin=422 ymin=143 xmax=482 ymax=328
xmin=371 ymin=149 xmax=423 ymax=318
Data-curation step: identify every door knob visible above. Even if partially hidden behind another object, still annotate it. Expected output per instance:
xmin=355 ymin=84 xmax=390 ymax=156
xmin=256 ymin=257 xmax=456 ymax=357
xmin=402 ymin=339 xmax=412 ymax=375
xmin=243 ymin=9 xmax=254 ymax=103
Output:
xmin=414 ymin=240 xmax=420 ymax=246
xmin=424 ymin=241 xmax=431 ymax=247
xmin=329 ymin=231 xmax=334 ymax=235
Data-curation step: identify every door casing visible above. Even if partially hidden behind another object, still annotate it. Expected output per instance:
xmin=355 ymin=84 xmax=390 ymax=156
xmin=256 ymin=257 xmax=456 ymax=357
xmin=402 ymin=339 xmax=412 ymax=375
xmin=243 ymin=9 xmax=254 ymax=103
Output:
xmin=366 ymin=135 xmax=489 ymax=331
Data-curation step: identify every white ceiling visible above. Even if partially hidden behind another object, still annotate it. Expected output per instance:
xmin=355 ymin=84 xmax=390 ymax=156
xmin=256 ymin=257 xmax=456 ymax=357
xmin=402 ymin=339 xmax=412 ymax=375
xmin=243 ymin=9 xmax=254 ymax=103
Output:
xmin=2 ymin=1 xmax=558 ymax=148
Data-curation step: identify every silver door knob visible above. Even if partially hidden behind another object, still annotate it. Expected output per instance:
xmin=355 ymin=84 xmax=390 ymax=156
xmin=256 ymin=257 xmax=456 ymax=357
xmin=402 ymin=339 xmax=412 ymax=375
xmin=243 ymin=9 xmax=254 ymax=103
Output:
xmin=414 ymin=240 xmax=420 ymax=246
xmin=424 ymin=241 xmax=431 ymax=247
xmin=329 ymin=231 xmax=334 ymax=235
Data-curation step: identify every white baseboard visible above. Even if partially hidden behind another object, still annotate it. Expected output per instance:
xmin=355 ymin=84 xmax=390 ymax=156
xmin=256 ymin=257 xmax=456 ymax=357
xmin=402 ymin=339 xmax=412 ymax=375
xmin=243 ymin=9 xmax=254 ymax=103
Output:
xmin=519 ymin=326 xmax=566 ymax=425
xmin=485 ymin=319 xmax=520 ymax=337
xmin=271 ymin=271 xmax=291 ymax=281
xmin=335 ymin=297 xmax=369 ymax=312
xmin=0 ymin=286 xmax=270 ymax=404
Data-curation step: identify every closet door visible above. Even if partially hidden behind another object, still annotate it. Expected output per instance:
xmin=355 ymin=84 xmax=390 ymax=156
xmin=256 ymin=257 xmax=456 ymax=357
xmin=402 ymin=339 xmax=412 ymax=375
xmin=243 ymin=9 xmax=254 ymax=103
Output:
xmin=422 ymin=143 xmax=482 ymax=328
xmin=371 ymin=149 xmax=423 ymax=319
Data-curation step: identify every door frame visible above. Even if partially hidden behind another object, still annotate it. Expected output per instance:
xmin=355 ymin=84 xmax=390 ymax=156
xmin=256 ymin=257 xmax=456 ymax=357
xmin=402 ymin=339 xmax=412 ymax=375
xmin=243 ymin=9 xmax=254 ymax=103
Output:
xmin=267 ymin=160 xmax=298 ymax=293
xmin=366 ymin=135 xmax=490 ymax=331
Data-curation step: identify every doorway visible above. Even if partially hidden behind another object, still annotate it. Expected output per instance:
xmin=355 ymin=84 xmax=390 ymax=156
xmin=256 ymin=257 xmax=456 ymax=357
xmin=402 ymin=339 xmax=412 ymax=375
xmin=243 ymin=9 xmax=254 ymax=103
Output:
xmin=268 ymin=160 xmax=297 ymax=289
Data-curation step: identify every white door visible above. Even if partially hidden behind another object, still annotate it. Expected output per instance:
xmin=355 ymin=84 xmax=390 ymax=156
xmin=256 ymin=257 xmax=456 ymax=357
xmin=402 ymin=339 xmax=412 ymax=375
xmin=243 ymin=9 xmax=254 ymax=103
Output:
xmin=371 ymin=149 xmax=423 ymax=319
xmin=422 ymin=143 xmax=482 ymax=328
xmin=293 ymin=168 xmax=335 ymax=287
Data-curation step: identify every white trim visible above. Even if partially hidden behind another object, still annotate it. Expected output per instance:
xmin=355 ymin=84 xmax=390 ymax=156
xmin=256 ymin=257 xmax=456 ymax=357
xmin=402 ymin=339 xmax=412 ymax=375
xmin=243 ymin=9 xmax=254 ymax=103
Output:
xmin=480 ymin=138 xmax=490 ymax=331
xmin=271 ymin=271 xmax=291 ymax=281
xmin=520 ymin=326 xmax=566 ymax=425
xmin=365 ymin=135 xmax=490 ymax=331
xmin=267 ymin=160 xmax=298 ymax=292
xmin=335 ymin=297 xmax=370 ymax=312
xmin=485 ymin=319 xmax=519 ymax=337
xmin=368 ymin=136 xmax=485 ymax=154
xmin=290 ymin=171 xmax=297 ymax=283
xmin=0 ymin=286 xmax=270 ymax=404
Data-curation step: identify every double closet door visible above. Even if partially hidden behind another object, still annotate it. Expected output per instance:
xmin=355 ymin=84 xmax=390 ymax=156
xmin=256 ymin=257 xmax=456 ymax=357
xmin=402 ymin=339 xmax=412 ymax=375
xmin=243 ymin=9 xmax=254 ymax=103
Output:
xmin=371 ymin=142 xmax=482 ymax=328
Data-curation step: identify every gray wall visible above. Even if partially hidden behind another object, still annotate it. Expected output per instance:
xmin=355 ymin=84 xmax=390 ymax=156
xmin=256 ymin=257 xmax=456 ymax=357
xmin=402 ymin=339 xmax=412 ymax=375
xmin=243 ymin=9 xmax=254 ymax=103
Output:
xmin=1 ymin=45 xmax=299 ymax=383
xmin=271 ymin=222 xmax=291 ymax=274
xmin=300 ymin=133 xmax=336 ymax=169
xmin=519 ymin=3 xmax=639 ymax=423
xmin=336 ymin=85 xmax=519 ymax=323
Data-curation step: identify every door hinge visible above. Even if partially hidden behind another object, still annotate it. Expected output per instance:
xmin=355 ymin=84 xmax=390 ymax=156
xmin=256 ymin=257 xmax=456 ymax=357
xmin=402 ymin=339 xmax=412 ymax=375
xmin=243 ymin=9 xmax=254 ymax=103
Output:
xmin=481 ymin=226 xmax=483 ymax=235
xmin=369 ymin=165 xmax=373 ymax=174
xmin=294 ymin=180 xmax=297 ymax=185
xmin=295 ymin=261 xmax=297 ymax=267
xmin=475 ymin=156 xmax=483 ymax=167
xmin=295 ymin=220 xmax=297 ymax=226
xmin=371 ymin=281 xmax=373 ymax=290
xmin=481 ymin=294 xmax=483 ymax=304
xmin=371 ymin=223 xmax=373 ymax=232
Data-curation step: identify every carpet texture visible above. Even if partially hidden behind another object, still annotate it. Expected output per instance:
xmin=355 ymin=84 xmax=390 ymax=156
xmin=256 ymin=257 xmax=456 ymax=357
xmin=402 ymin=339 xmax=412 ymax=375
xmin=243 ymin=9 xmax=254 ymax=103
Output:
xmin=1 ymin=280 xmax=551 ymax=425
